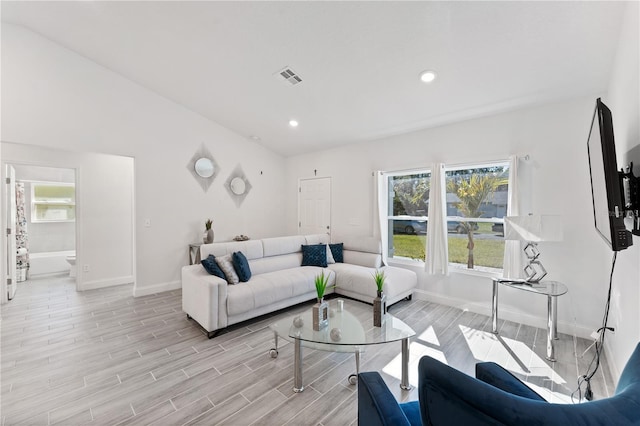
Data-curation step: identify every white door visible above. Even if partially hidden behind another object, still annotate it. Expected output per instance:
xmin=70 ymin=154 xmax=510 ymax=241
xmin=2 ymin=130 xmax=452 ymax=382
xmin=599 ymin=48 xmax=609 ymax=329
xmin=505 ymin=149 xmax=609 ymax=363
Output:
xmin=299 ymin=177 xmax=331 ymax=236
xmin=6 ymin=165 xmax=17 ymax=300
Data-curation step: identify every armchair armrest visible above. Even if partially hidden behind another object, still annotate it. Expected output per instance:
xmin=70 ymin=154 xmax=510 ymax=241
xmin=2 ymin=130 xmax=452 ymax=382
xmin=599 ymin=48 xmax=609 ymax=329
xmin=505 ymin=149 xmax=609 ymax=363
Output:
xmin=358 ymin=372 xmax=411 ymax=426
xmin=475 ymin=362 xmax=545 ymax=401
xmin=419 ymin=356 xmax=640 ymax=426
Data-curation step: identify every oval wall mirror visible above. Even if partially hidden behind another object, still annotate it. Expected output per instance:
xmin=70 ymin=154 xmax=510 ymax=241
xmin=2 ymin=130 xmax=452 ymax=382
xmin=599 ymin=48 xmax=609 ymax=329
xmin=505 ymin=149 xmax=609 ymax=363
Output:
xmin=194 ymin=158 xmax=215 ymax=178
xmin=230 ymin=176 xmax=246 ymax=195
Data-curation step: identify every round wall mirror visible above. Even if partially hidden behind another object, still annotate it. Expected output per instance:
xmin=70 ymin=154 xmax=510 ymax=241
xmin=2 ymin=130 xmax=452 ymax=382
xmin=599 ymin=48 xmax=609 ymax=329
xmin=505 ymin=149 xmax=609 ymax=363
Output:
xmin=194 ymin=158 xmax=215 ymax=178
xmin=230 ymin=177 xmax=246 ymax=195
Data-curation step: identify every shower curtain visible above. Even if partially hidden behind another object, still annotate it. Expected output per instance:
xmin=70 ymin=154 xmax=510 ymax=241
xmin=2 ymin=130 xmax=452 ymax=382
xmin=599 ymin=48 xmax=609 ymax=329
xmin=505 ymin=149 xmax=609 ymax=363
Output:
xmin=15 ymin=182 xmax=29 ymax=281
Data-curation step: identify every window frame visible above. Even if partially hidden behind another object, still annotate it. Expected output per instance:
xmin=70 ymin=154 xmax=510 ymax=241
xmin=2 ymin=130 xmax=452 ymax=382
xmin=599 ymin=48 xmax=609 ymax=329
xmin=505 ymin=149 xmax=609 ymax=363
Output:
xmin=444 ymin=160 xmax=510 ymax=274
xmin=384 ymin=168 xmax=431 ymax=263
xmin=30 ymin=181 xmax=76 ymax=223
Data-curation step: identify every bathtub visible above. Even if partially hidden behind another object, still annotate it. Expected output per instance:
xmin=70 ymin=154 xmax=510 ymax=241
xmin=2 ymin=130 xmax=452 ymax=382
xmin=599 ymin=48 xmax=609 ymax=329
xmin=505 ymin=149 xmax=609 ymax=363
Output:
xmin=29 ymin=250 xmax=75 ymax=276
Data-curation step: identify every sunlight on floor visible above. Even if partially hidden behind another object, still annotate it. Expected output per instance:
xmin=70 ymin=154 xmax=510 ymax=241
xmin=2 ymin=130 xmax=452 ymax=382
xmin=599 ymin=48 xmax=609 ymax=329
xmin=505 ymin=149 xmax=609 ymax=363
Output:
xmin=381 ymin=324 xmax=577 ymax=403
xmin=382 ymin=326 xmax=448 ymax=387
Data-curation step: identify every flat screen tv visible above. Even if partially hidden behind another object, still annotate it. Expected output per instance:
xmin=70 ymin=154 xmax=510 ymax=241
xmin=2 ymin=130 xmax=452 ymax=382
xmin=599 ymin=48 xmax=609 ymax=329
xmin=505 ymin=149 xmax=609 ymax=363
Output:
xmin=587 ymin=98 xmax=632 ymax=251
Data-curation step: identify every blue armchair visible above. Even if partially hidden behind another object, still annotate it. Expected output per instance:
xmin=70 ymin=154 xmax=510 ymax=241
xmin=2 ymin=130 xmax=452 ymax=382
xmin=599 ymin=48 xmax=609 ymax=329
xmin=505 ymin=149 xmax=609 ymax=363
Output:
xmin=358 ymin=343 xmax=640 ymax=425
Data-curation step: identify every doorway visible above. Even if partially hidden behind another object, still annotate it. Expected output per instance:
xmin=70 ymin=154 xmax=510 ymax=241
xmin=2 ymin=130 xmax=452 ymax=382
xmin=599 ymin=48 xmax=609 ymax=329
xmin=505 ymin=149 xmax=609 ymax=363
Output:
xmin=298 ymin=177 xmax=331 ymax=236
xmin=4 ymin=164 xmax=77 ymax=300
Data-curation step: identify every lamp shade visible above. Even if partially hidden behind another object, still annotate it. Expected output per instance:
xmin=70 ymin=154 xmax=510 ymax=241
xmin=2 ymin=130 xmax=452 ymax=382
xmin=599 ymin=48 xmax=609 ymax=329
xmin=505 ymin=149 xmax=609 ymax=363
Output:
xmin=504 ymin=215 xmax=563 ymax=242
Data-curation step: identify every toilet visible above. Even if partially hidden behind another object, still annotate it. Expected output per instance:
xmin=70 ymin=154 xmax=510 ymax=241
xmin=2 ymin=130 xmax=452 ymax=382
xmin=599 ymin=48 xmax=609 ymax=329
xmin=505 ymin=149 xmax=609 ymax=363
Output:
xmin=65 ymin=255 xmax=76 ymax=278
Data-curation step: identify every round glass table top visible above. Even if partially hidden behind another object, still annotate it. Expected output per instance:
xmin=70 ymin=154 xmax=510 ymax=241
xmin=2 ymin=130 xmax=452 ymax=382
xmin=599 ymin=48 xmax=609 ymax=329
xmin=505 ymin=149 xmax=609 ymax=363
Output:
xmin=270 ymin=304 xmax=415 ymax=350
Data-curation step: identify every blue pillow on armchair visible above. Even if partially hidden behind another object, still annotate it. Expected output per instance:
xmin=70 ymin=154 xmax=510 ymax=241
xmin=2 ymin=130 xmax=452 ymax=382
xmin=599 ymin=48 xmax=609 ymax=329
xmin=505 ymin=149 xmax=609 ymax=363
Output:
xmin=232 ymin=251 xmax=252 ymax=282
xmin=301 ymin=244 xmax=328 ymax=267
xmin=201 ymin=255 xmax=226 ymax=280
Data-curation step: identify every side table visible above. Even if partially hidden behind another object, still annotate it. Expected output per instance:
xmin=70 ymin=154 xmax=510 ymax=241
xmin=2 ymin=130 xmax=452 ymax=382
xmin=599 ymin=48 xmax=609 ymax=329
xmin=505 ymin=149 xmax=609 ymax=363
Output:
xmin=491 ymin=278 xmax=568 ymax=362
xmin=188 ymin=243 xmax=203 ymax=265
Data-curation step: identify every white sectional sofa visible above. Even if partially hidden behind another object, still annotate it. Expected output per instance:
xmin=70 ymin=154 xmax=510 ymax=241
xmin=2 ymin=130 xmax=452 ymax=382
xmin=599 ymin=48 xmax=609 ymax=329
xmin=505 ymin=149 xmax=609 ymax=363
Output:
xmin=181 ymin=234 xmax=417 ymax=337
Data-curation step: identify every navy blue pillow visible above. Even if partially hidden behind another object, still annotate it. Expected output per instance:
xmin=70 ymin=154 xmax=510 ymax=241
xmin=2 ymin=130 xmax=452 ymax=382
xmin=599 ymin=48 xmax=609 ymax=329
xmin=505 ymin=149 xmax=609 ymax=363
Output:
xmin=201 ymin=255 xmax=226 ymax=280
xmin=329 ymin=243 xmax=344 ymax=263
xmin=301 ymin=244 xmax=327 ymax=267
xmin=232 ymin=251 xmax=252 ymax=282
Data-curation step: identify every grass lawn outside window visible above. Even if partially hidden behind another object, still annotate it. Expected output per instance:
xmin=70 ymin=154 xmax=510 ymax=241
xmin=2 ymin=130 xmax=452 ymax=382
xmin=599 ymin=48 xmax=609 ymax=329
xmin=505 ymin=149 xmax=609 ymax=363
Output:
xmin=392 ymin=223 xmax=504 ymax=270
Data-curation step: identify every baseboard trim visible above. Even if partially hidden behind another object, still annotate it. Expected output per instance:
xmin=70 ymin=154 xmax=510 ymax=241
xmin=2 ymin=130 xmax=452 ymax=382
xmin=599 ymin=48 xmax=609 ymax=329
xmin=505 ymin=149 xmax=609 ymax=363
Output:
xmin=81 ymin=275 xmax=134 ymax=291
xmin=412 ymin=288 xmax=593 ymax=340
xmin=133 ymin=280 xmax=181 ymax=297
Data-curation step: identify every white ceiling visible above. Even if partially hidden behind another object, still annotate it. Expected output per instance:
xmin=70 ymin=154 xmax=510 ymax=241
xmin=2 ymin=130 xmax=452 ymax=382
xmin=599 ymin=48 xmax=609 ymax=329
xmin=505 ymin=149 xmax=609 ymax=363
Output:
xmin=1 ymin=1 xmax=627 ymax=156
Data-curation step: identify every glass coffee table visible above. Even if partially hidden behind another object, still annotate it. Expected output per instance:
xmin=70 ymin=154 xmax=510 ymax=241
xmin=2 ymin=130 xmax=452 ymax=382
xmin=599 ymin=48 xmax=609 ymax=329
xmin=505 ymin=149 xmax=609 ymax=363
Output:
xmin=269 ymin=305 xmax=415 ymax=393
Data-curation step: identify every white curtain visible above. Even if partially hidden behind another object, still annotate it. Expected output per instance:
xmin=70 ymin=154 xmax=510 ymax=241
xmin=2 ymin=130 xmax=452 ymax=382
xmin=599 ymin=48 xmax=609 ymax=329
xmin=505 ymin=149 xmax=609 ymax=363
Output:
xmin=426 ymin=163 xmax=449 ymax=275
xmin=376 ymin=171 xmax=389 ymax=266
xmin=502 ymin=155 xmax=522 ymax=278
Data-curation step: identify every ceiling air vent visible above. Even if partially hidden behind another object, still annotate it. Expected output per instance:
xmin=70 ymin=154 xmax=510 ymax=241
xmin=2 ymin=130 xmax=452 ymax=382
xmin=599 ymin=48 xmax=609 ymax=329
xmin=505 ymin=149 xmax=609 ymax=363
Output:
xmin=274 ymin=67 xmax=302 ymax=85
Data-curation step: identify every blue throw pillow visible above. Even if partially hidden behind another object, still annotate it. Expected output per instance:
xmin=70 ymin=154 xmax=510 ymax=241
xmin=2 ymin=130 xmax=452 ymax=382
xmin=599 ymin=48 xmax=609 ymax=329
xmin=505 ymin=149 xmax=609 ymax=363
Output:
xmin=232 ymin=251 xmax=252 ymax=282
xmin=201 ymin=255 xmax=227 ymax=280
xmin=329 ymin=243 xmax=344 ymax=263
xmin=301 ymin=244 xmax=327 ymax=267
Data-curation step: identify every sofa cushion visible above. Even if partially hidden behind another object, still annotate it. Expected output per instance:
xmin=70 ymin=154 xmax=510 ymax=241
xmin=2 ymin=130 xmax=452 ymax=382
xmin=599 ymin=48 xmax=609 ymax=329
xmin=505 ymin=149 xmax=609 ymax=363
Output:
xmin=343 ymin=250 xmax=381 ymax=268
xmin=329 ymin=243 xmax=344 ymax=263
xmin=343 ymin=236 xmax=382 ymax=254
xmin=305 ymin=234 xmax=330 ymax=245
xmin=226 ymin=267 xmax=335 ymax=316
xmin=249 ymin=253 xmax=302 ymax=276
xmin=232 ymin=251 xmax=252 ymax=282
xmin=216 ymin=254 xmax=240 ymax=284
xmin=301 ymin=244 xmax=327 ymax=267
xmin=201 ymin=240 xmax=263 ymax=261
xmin=262 ymin=235 xmax=306 ymax=257
xmin=328 ymin=263 xmax=415 ymax=300
xmin=201 ymin=255 xmax=226 ymax=280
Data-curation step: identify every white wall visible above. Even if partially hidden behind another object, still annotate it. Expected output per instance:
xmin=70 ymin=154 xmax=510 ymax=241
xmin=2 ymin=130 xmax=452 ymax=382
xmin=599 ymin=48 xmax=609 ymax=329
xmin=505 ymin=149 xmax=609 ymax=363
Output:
xmin=603 ymin=1 xmax=640 ymax=379
xmin=1 ymin=24 xmax=287 ymax=296
xmin=12 ymin=165 xmax=76 ymax=253
xmin=286 ymin=95 xmax=616 ymax=339
xmin=2 ymin=142 xmax=134 ymax=290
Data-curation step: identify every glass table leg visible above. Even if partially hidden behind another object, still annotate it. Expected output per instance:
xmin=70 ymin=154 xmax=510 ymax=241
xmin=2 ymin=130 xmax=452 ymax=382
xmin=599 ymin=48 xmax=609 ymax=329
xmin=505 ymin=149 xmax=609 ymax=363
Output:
xmin=293 ymin=338 xmax=304 ymax=392
xmin=400 ymin=338 xmax=411 ymax=390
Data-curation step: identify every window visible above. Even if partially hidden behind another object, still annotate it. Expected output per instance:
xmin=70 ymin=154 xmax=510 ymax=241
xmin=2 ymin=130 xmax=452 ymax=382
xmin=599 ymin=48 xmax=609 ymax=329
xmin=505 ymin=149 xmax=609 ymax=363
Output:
xmin=31 ymin=182 xmax=76 ymax=222
xmin=445 ymin=162 xmax=509 ymax=272
xmin=385 ymin=170 xmax=430 ymax=261
xmin=382 ymin=161 xmax=510 ymax=273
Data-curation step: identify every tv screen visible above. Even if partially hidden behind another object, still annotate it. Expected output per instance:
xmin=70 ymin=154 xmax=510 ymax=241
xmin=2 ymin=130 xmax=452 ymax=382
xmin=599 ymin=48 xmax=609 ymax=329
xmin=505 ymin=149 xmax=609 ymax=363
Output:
xmin=587 ymin=98 xmax=632 ymax=251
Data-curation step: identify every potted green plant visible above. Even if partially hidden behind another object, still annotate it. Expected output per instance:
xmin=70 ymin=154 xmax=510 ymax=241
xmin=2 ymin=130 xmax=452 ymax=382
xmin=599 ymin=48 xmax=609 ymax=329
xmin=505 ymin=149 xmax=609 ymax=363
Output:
xmin=204 ymin=219 xmax=214 ymax=243
xmin=313 ymin=272 xmax=330 ymax=331
xmin=372 ymin=270 xmax=387 ymax=327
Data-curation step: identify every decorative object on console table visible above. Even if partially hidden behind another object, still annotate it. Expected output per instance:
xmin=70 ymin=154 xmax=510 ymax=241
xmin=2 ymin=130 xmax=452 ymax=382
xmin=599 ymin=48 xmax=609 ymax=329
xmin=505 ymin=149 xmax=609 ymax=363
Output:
xmin=313 ymin=272 xmax=330 ymax=331
xmin=504 ymin=215 xmax=563 ymax=283
xmin=373 ymin=270 xmax=387 ymax=327
xmin=204 ymin=219 xmax=214 ymax=243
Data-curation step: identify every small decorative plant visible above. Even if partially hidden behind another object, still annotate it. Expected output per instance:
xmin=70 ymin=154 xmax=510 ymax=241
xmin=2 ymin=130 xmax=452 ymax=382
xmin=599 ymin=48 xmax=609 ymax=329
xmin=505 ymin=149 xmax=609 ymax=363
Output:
xmin=373 ymin=270 xmax=387 ymax=327
xmin=314 ymin=271 xmax=330 ymax=301
xmin=205 ymin=219 xmax=213 ymax=230
xmin=373 ymin=270 xmax=386 ymax=294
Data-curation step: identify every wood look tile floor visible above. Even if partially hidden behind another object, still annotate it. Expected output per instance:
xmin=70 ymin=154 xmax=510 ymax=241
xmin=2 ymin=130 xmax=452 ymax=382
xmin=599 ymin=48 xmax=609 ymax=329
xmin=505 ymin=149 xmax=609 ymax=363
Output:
xmin=1 ymin=275 xmax=614 ymax=425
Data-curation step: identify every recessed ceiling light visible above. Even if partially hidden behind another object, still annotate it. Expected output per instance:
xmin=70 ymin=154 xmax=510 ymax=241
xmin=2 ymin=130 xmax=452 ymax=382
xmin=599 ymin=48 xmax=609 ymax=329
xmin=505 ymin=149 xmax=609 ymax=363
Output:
xmin=289 ymin=120 xmax=299 ymax=128
xmin=419 ymin=70 xmax=437 ymax=83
